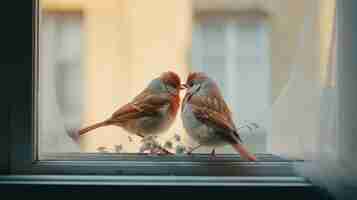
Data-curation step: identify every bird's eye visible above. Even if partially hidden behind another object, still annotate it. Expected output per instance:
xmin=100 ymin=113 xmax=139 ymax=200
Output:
xmin=165 ymin=84 xmax=176 ymax=94
xmin=172 ymin=83 xmax=180 ymax=90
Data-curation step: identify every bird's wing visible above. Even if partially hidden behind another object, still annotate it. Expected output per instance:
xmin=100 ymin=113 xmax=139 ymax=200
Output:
xmin=110 ymin=90 xmax=171 ymax=123
xmin=188 ymin=95 xmax=243 ymax=143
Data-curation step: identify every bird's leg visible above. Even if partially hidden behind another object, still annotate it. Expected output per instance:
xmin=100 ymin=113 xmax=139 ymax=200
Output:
xmin=209 ymin=148 xmax=216 ymax=159
xmin=128 ymin=136 xmax=133 ymax=142
xmin=187 ymin=144 xmax=202 ymax=155
xmin=211 ymin=148 xmax=216 ymax=156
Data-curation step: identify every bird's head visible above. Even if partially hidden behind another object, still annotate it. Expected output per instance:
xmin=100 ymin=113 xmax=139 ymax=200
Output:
xmin=153 ymin=71 xmax=184 ymax=96
xmin=183 ymin=72 xmax=210 ymax=89
xmin=182 ymin=72 xmax=221 ymax=97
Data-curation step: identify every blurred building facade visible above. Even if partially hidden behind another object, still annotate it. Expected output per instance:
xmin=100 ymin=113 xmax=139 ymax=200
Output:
xmin=40 ymin=0 xmax=335 ymax=156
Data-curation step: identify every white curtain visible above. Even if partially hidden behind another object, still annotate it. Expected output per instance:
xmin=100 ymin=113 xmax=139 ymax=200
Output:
xmin=265 ymin=1 xmax=357 ymax=199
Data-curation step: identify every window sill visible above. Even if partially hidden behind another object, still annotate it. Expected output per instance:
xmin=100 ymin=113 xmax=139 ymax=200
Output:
xmin=0 ymin=175 xmax=311 ymax=187
xmin=12 ymin=153 xmax=303 ymax=176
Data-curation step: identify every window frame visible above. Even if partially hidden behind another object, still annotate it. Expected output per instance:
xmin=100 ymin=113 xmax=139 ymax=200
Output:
xmin=0 ymin=0 xmax=314 ymax=187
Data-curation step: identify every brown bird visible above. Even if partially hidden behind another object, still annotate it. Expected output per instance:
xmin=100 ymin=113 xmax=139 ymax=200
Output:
xmin=181 ymin=72 xmax=257 ymax=161
xmin=78 ymin=71 xmax=183 ymax=142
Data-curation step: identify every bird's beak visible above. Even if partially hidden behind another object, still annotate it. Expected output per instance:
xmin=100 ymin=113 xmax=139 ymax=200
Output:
xmin=180 ymin=84 xmax=188 ymax=90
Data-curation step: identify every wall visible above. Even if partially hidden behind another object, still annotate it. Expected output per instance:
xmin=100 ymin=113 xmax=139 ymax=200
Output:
xmin=41 ymin=0 xmax=191 ymax=152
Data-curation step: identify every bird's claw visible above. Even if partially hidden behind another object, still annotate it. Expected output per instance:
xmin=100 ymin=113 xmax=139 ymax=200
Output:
xmin=209 ymin=149 xmax=216 ymax=160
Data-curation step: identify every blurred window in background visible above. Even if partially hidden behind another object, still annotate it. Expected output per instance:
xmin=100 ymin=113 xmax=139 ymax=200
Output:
xmin=191 ymin=13 xmax=271 ymax=153
xmin=39 ymin=12 xmax=83 ymax=153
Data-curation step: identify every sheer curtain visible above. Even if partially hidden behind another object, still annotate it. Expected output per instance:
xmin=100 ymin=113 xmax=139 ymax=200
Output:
xmin=265 ymin=0 xmax=357 ymax=199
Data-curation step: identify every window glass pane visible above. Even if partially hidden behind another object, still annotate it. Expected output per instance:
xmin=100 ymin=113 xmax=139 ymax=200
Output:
xmin=38 ymin=0 xmax=335 ymax=160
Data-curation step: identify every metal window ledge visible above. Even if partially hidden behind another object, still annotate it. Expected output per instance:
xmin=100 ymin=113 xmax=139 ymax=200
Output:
xmin=0 ymin=175 xmax=311 ymax=187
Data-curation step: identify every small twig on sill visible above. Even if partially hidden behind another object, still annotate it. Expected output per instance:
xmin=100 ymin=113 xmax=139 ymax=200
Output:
xmin=137 ymin=134 xmax=174 ymax=155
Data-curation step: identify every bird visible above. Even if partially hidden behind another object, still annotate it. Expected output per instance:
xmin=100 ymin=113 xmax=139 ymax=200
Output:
xmin=181 ymin=72 xmax=257 ymax=161
xmin=78 ymin=71 xmax=183 ymax=143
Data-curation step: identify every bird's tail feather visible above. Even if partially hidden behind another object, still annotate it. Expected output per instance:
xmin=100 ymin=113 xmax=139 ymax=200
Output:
xmin=78 ymin=120 xmax=109 ymax=136
xmin=232 ymin=143 xmax=257 ymax=161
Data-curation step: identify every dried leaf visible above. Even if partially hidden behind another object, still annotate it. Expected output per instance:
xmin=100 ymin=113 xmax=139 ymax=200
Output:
xmin=97 ymin=146 xmax=109 ymax=153
xmin=174 ymin=134 xmax=181 ymax=142
xmin=152 ymin=141 xmax=161 ymax=149
xmin=247 ymin=125 xmax=253 ymax=132
xmin=128 ymin=136 xmax=133 ymax=142
xmin=164 ymin=141 xmax=173 ymax=149
xmin=139 ymin=146 xmax=147 ymax=153
xmin=114 ymin=144 xmax=123 ymax=153
xmin=141 ymin=135 xmax=155 ymax=142
xmin=176 ymin=145 xmax=186 ymax=154
xmin=251 ymin=122 xmax=259 ymax=129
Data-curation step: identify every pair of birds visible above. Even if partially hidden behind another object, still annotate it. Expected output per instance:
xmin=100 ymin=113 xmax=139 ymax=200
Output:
xmin=78 ymin=71 xmax=257 ymax=161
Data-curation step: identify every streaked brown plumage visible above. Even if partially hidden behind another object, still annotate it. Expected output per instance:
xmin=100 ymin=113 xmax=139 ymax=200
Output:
xmin=78 ymin=71 xmax=182 ymax=139
xmin=181 ymin=72 xmax=257 ymax=161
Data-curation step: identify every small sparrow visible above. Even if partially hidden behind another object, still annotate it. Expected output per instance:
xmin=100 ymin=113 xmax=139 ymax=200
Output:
xmin=181 ymin=72 xmax=257 ymax=161
xmin=78 ymin=71 xmax=183 ymax=140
